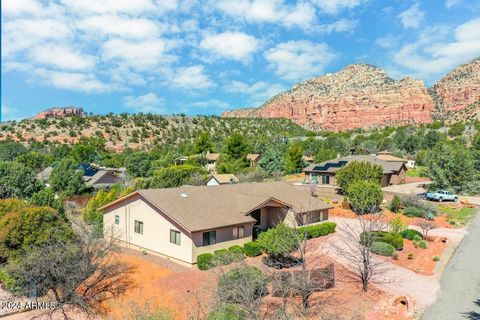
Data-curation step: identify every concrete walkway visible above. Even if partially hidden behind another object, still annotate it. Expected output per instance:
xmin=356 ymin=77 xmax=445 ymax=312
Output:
xmin=422 ymin=210 xmax=480 ymax=320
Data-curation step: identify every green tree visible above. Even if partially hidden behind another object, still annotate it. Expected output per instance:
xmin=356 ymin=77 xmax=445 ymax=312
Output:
xmin=15 ymin=151 xmax=53 ymax=173
xmin=30 ymin=188 xmax=65 ymax=218
xmin=335 ymin=161 xmax=383 ymax=192
xmin=448 ymin=122 xmax=466 ymax=137
xmin=347 ymin=180 xmax=383 ymax=214
xmin=422 ymin=130 xmax=442 ymax=149
xmin=257 ymin=222 xmax=302 ymax=260
xmin=0 ymin=161 xmax=43 ymax=199
xmin=124 ymin=151 xmax=152 ymax=178
xmin=426 ymin=142 xmax=480 ymax=194
xmin=194 ymin=131 xmax=213 ymax=154
xmin=83 ymin=185 xmax=132 ymax=228
xmin=258 ymin=147 xmax=284 ymax=174
xmin=0 ymin=205 xmax=75 ymax=261
xmin=49 ymin=157 xmax=89 ymax=196
xmin=314 ymin=148 xmax=337 ymax=163
xmin=216 ymin=155 xmax=248 ymax=174
xmin=224 ymin=133 xmax=249 ymax=160
xmin=69 ymin=144 xmax=98 ymax=163
xmin=284 ymin=142 xmax=304 ymax=173
xmin=149 ymin=165 xmax=206 ymax=188
xmin=0 ymin=142 xmax=27 ymax=161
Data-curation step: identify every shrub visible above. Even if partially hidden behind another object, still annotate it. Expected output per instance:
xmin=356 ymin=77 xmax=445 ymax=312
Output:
xmin=360 ymin=231 xmax=404 ymax=250
xmin=298 ymin=222 xmax=336 ymax=238
xmin=399 ymin=229 xmax=423 ymax=240
xmin=208 ymin=303 xmax=246 ymax=320
xmin=404 ymin=207 xmax=426 ymax=218
xmin=257 ymin=223 xmax=302 ymax=259
xmin=412 ymin=235 xmax=428 ymax=249
xmin=433 ymin=256 xmax=440 ymax=262
xmin=228 ymin=245 xmax=245 ymax=254
xmin=370 ymin=241 xmax=396 ymax=257
xmin=389 ymin=216 xmax=406 ymax=233
xmin=244 ymin=242 xmax=262 ymax=257
xmin=390 ymin=195 xmax=402 ymax=213
xmin=347 ymin=180 xmax=383 ymax=214
xmin=197 ymin=253 xmax=214 ymax=271
xmin=407 ymin=253 xmax=414 ymax=260
xmin=214 ymin=249 xmax=244 ymax=265
xmin=218 ymin=267 xmax=268 ymax=305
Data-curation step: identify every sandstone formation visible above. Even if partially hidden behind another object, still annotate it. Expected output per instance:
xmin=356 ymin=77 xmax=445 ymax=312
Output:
xmin=33 ymin=107 xmax=85 ymax=119
xmin=223 ymin=64 xmax=435 ymax=131
xmin=430 ymin=58 xmax=480 ymax=117
xmin=223 ymin=58 xmax=480 ymax=131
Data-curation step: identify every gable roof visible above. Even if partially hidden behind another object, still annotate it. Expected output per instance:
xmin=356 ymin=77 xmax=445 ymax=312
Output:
xmin=85 ymin=170 xmax=119 ymax=186
xmin=101 ymin=182 xmax=332 ymax=232
xmin=376 ymin=153 xmax=408 ymax=162
xmin=208 ymin=174 xmax=239 ymax=184
xmin=303 ymin=155 xmax=406 ymax=174
xmin=205 ymin=153 xmax=220 ymax=161
xmin=247 ymin=154 xmax=261 ymax=161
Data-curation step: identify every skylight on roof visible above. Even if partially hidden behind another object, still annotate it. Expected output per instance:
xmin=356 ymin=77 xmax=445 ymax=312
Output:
xmin=180 ymin=193 xmax=188 ymax=198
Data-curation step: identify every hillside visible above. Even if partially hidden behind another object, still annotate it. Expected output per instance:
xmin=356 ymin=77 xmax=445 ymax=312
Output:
xmin=430 ymin=58 xmax=480 ymax=117
xmin=446 ymin=100 xmax=480 ymax=124
xmin=0 ymin=114 xmax=307 ymax=151
xmin=222 ymin=58 xmax=480 ymax=131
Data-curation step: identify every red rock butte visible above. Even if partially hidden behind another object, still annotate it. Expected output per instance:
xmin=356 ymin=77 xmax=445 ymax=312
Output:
xmin=222 ymin=58 xmax=480 ymax=131
xmin=33 ymin=107 xmax=85 ymax=120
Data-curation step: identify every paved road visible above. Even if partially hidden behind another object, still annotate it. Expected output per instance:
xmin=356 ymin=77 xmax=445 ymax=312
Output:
xmin=423 ymin=210 xmax=480 ymax=320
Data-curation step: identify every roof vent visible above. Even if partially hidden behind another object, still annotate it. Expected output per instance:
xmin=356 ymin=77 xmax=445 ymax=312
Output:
xmin=180 ymin=193 xmax=188 ymax=198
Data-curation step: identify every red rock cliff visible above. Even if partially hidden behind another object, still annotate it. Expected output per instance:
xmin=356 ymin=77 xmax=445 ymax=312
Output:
xmin=430 ymin=58 xmax=480 ymax=117
xmin=33 ymin=107 xmax=85 ymax=119
xmin=222 ymin=64 xmax=435 ymax=131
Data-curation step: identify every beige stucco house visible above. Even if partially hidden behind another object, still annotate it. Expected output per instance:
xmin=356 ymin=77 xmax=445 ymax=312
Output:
xmin=101 ymin=182 xmax=332 ymax=266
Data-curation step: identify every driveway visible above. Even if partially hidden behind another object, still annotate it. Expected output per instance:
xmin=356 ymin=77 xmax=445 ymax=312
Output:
xmin=422 ymin=209 xmax=480 ymax=320
xmin=382 ymin=181 xmax=430 ymax=196
xmin=321 ymin=217 xmax=441 ymax=307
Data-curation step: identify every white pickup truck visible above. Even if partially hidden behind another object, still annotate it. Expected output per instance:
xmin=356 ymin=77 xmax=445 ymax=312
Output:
xmin=425 ymin=190 xmax=458 ymax=202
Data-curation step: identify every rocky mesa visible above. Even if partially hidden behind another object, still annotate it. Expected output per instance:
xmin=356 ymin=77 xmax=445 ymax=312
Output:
xmin=222 ymin=58 xmax=480 ymax=131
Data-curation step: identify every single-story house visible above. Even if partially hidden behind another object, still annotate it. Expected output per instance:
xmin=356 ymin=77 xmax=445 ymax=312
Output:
xmin=247 ymin=154 xmax=261 ymax=167
xmin=376 ymin=151 xmax=408 ymax=163
xmin=84 ymin=170 xmax=122 ymax=189
xmin=205 ymin=152 xmax=220 ymax=172
xmin=302 ymin=155 xmax=315 ymax=164
xmin=101 ymin=182 xmax=332 ymax=266
xmin=303 ymin=155 xmax=407 ymax=189
xmin=206 ymin=174 xmax=239 ymax=186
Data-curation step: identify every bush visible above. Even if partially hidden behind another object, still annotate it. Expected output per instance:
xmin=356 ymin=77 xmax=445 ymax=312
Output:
xmin=360 ymin=231 xmax=404 ymax=250
xmin=197 ymin=253 xmax=214 ymax=271
xmin=228 ymin=245 xmax=245 ymax=254
xmin=257 ymin=223 xmax=302 ymax=259
xmin=298 ymin=222 xmax=336 ymax=238
xmin=218 ymin=267 xmax=268 ymax=305
xmin=243 ymin=241 xmax=262 ymax=257
xmin=214 ymin=249 xmax=244 ymax=265
xmin=412 ymin=235 xmax=428 ymax=249
xmin=390 ymin=195 xmax=401 ymax=213
xmin=404 ymin=207 xmax=426 ymax=218
xmin=399 ymin=229 xmax=423 ymax=240
xmin=347 ymin=180 xmax=383 ymax=214
xmin=433 ymin=256 xmax=440 ymax=262
xmin=370 ymin=241 xmax=396 ymax=257
xmin=208 ymin=303 xmax=246 ymax=320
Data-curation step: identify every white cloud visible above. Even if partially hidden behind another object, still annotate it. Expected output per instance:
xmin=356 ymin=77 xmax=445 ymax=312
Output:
xmin=123 ymin=93 xmax=165 ymax=113
xmin=171 ymin=65 xmax=214 ymax=89
xmin=214 ymin=0 xmax=317 ymax=29
xmin=398 ymin=3 xmax=425 ymax=29
xmin=187 ymin=99 xmax=231 ymax=109
xmin=102 ymin=38 xmax=167 ymax=70
xmin=264 ymin=41 xmax=337 ymax=81
xmin=313 ymin=0 xmax=362 ymax=14
xmin=77 ymin=15 xmax=160 ymax=40
xmin=34 ymin=69 xmax=114 ymax=92
xmin=375 ymin=34 xmax=399 ymax=48
xmin=316 ymin=19 xmax=358 ymax=33
xmin=2 ymin=0 xmax=43 ymax=16
xmin=225 ymin=80 xmax=286 ymax=105
xmin=29 ymin=45 xmax=96 ymax=71
xmin=1 ymin=105 xmax=21 ymax=122
xmin=445 ymin=0 xmax=462 ymax=8
xmin=393 ymin=19 xmax=480 ymax=79
xmin=59 ymin=0 xmax=156 ymax=14
xmin=200 ymin=32 xmax=259 ymax=62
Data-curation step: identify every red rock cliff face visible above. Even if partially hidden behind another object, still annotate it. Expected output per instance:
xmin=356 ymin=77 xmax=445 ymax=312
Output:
xmin=430 ymin=58 xmax=480 ymax=117
xmin=222 ymin=64 xmax=435 ymax=131
xmin=33 ymin=107 xmax=85 ymax=119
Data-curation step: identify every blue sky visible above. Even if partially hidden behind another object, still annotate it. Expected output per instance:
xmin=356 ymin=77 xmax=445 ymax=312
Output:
xmin=2 ymin=0 xmax=480 ymax=121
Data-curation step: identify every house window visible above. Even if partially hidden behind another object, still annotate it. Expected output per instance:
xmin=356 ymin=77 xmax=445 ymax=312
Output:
xmin=321 ymin=175 xmax=330 ymax=185
xmin=115 ymin=215 xmax=120 ymax=225
xmin=233 ymin=226 xmax=245 ymax=239
xmin=202 ymin=230 xmax=216 ymax=246
xmin=134 ymin=220 xmax=143 ymax=234
xmin=170 ymin=230 xmax=181 ymax=245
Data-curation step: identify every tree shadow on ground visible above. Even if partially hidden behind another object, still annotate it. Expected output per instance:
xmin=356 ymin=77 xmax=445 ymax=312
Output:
xmin=463 ymin=299 xmax=480 ymax=320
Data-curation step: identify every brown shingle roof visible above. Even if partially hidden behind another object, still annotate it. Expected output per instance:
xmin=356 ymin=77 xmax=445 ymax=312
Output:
xmin=208 ymin=174 xmax=239 ymax=184
xmin=101 ymin=182 xmax=332 ymax=232
xmin=303 ymin=155 xmax=405 ymax=174
xmin=206 ymin=153 xmax=220 ymax=161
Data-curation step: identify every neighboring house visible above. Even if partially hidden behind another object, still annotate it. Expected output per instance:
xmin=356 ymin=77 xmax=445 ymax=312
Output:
xmin=206 ymin=174 xmax=239 ymax=186
xmin=205 ymin=152 xmax=220 ymax=172
xmin=302 ymin=155 xmax=315 ymax=164
xmin=406 ymin=160 xmax=416 ymax=169
xmin=174 ymin=156 xmax=189 ymax=166
xmin=376 ymin=151 xmax=408 ymax=163
xmin=247 ymin=154 xmax=261 ymax=167
xmin=303 ymin=155 xmax=407 ymax=189
xmin=84 ymin=170 xmax=122 ymax=189
xmin=101 ymin=182 xmax=332 ymax=266
xmin=36 ymin=166 xmax=53 ymax=183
